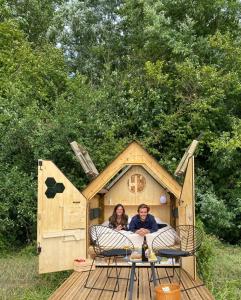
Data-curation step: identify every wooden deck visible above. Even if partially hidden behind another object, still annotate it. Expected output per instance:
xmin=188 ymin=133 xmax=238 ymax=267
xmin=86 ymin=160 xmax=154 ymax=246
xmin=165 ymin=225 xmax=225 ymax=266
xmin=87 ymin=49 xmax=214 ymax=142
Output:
xmin=49 ymin=267 xmax=214 ymax=300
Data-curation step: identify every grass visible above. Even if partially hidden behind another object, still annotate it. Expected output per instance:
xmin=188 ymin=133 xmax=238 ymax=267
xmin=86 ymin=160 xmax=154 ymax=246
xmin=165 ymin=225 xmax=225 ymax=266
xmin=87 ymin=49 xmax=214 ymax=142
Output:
xmin=0 ymin=245 xmax=71 ymax=300
xmin=206 ymin=240 xmax=241 ymax=300
xmin=0 ymin=241 xmax=240 ymax=300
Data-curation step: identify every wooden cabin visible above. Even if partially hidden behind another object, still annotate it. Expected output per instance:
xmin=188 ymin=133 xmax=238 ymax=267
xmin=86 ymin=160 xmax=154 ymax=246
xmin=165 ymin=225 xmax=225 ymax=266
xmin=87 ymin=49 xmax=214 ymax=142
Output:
xmin=37 ymin=141 xmax=195 ymax=279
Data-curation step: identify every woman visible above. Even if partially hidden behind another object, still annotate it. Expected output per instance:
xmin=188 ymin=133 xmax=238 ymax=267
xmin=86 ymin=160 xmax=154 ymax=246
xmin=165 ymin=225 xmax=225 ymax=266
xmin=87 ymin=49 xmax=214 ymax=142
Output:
xmin=109 ymin=204 xmax=128 ymax=231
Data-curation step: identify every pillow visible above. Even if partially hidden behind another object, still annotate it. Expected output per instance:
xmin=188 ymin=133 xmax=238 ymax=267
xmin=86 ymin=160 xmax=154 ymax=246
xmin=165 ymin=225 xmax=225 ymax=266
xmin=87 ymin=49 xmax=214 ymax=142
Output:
xmin=154 ymin=216 xmax=167 ymax=225
xmin=146 ymin=226 xmax=177 ymax=248
xmin=102 ymin=220 xmax=109 ymax=227
xmin=128 ymin=216 xmax=133 ymax=224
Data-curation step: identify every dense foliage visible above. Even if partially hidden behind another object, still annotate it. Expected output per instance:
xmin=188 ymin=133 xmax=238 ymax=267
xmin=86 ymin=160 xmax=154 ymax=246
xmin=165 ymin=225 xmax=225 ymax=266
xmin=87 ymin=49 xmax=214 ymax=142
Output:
xmin=1 ymin=0 xmax=241 ymax=247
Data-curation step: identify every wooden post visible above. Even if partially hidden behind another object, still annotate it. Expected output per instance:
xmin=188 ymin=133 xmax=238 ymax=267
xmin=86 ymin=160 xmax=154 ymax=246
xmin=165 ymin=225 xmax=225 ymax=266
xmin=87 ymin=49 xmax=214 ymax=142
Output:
xmin=178 ymin=156 xmax=196 ymax=279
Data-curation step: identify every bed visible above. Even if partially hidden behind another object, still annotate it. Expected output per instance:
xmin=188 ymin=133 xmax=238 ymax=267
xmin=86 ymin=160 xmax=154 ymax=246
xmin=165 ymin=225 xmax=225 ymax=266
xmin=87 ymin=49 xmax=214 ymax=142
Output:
xmin=94 ymin=218 xmax=178 ymax=250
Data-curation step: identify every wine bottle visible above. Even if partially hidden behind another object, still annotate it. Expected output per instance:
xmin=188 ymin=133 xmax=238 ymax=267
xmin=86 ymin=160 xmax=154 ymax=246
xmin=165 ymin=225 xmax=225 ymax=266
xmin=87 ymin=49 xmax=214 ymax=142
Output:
xmin=141 ymin=236 xmax=148 ymax=262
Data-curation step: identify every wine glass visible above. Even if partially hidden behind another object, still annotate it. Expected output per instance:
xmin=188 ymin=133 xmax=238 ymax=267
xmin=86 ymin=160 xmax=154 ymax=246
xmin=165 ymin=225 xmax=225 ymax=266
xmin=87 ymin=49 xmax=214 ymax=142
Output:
xmin=123 ymin=245 xmax=130 ymax=260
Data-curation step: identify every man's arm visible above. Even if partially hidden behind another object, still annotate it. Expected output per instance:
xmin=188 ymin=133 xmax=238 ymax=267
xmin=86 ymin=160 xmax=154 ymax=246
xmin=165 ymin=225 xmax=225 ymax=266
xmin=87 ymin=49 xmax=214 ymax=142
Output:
xmin=128 ymin=216 xmax=136 ymax=232
xmin=149 ymin=215 xmax=158 ymax=233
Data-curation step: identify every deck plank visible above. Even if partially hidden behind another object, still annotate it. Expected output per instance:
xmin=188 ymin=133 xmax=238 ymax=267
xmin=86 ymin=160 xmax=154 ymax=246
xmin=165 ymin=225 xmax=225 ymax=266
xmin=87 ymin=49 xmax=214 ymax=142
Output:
xmin=131 ymin=267 xmax=139 ymax=300
xmin=184 ymin=271 xmax=215 ymax=300
xmin=165 ymin=268 xmax=190 ymax=300
xmin=86 ymin=268 xmax=115 ymax=300
xmin=49 ymin=267 xmax=214 ymax=300
xmin=49 ymin=272 xmax=81 ymax=300
xmin=63 ymin=272 xmax=88 ymax=300
xmin=196 ymin=285 xmax=215 ymax=300
xmin=111 ymin=267 xmax=130 ymax=300
xmin=72 ymin=268 xmax=103 ymax=300
xmin=98 ymin=266 xmax=117 ymax=299
xmin=138 ymin=268 xmax=151 ymax=300
xmin=180 ymin=269 xmax=205 ymax=300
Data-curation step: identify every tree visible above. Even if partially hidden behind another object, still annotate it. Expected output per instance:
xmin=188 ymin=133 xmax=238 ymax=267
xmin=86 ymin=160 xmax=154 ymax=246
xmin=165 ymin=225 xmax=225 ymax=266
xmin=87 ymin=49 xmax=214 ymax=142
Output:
xmin=2 ymin=0 xmax=64 ymax=44
xmin=49 ymin=0 xmax=124 ymax=80
xmin=0 ymin=20 xmax=67 ymax=245
xmin=1 ymin=0 xmax=241 ymax=246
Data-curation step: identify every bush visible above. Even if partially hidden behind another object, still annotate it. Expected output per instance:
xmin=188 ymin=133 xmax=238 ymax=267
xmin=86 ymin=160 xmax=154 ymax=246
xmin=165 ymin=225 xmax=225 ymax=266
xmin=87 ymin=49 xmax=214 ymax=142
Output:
xmin=196 ymin=175 xmax=234 ymax=240
xmin=0 ymin=233 xmax=10 ymax=254
xmin=200 ymin=191 xmax=233 ymax=233
xmin=196 ymin=219 xmax=215 ymax=282
xmin=0 ymin=165 xmax=36 ymax=248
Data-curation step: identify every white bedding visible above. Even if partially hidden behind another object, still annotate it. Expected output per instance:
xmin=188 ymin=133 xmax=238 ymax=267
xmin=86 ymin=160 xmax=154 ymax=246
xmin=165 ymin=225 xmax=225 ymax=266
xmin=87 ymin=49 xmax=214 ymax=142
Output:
xmin=92 ymin=225 xmax=177 ymax=250
xmin=121 ymin=226 xmax=176 ymax=249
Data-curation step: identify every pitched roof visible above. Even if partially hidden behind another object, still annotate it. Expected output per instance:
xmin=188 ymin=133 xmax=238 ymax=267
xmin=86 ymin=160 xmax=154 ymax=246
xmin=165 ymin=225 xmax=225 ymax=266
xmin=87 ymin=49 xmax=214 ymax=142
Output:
xmin=82 ymin=141 xmax=182 ymax=200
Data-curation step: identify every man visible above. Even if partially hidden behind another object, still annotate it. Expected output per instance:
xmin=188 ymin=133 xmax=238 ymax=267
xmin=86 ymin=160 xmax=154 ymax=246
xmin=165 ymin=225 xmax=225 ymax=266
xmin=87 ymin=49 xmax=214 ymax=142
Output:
xmin=129 ymin=203 xmax=158 ymax=236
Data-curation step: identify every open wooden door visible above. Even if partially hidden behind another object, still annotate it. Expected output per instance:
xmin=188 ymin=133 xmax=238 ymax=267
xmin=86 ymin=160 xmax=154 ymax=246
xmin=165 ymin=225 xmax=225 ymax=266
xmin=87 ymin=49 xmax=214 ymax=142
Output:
xmin=178 ymin=156 xmax=196 ymax=279
xmin=37 ymin=160 xmax=87 ymax=274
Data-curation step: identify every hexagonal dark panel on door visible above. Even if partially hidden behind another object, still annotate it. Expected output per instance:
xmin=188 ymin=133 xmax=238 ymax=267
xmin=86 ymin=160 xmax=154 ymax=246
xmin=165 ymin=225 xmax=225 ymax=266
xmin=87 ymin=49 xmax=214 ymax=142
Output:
xmin=45 ymin=187 xmax=56 ymax=198
xmin=55 ymin=183 xmax=65 ymax=193
xmin=44 ymin=177 xmax=65 ymax=199
xmin=45 ymin=177 xmax=56 ymax=188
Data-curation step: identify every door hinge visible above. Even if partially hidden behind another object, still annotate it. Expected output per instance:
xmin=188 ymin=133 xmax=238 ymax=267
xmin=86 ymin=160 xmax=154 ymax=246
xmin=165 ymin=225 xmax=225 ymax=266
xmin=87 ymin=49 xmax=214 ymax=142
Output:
xmin=38 ymin=160 xmax=43 ymax=170
xmin=37 ymin=243 xmax=42 ymax=255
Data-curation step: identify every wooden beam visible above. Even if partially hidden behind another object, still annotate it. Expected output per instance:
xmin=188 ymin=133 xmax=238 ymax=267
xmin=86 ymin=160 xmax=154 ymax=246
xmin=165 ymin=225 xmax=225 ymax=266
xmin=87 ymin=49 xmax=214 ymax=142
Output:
xmin=70 ymin=141 xmax=99 ymax=178
xmin=175 ymin=140 xmax=199 ymax=176
xmin=106 ymin=165 xmax=132 ymax=189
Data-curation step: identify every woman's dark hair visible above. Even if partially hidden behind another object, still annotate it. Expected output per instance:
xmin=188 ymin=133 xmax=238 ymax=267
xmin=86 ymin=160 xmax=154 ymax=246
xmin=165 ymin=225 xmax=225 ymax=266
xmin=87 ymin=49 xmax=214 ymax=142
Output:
xmin=114 ymin=204 xmax=125 ymax=215
xmin=137 ymin=203 xmax=150 ymax=213
xmin=109 ymin=204 xmax=128 ymax=229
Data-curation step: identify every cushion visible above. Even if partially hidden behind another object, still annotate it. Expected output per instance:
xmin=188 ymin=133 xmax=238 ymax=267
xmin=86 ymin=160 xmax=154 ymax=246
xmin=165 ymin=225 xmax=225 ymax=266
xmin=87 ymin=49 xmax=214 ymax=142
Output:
xmin=128 ymin=216 xmax=133 ymax=224
xmin=158 ymin=249 xmax=190 ymax=257
xmin=101 ymin=249 xmax=132 ymax=257
xmin=102 ymin=220 xmax=109 ymax=227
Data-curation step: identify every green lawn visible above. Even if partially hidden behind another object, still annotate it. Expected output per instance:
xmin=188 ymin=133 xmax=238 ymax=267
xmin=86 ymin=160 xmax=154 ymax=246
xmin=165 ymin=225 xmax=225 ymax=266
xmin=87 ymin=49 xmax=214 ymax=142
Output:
xmin=206 ymin=241 xmax=241 ymax=300
xmin=0 ymin=242 xmax=240 ymax=300
xmin=0 ymin=246 xmax=71 ymax=300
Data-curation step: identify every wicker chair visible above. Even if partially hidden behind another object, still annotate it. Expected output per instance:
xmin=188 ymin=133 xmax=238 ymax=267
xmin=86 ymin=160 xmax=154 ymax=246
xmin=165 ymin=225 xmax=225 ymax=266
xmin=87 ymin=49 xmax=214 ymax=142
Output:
xmin=84 ymin=225 xmax=134 ymax=292
xmin=152 ymin=225 xmax=203 ymax=284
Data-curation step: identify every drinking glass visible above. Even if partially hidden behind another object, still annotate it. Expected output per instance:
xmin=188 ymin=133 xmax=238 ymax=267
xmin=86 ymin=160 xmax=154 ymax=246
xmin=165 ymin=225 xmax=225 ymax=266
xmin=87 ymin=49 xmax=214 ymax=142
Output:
xmin=123 ymin=245 xmax=130 ymax=260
